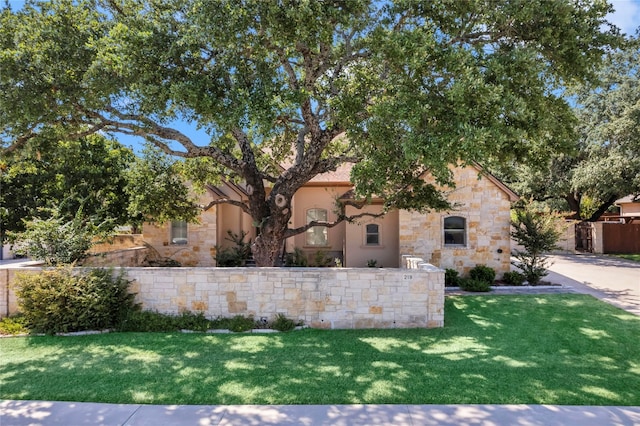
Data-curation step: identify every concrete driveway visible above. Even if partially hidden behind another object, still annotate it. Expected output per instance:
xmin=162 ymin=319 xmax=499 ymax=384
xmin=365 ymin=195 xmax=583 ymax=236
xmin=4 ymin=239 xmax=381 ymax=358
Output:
xmin=542 ymin=254 xmax=640 ymax=316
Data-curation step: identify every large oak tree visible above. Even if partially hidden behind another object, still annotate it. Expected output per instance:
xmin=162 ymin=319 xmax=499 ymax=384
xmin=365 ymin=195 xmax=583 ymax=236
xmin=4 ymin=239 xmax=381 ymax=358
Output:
xmin=1 ymin=0 xmax=621 ymax=265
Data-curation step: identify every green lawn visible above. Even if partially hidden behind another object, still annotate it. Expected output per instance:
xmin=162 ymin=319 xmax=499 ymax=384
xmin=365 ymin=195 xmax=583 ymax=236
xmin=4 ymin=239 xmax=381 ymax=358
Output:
xmin=1 ymin=295 xmax=639 ymax=406
xmin=614 ymin=254 xmax=640 ymax=262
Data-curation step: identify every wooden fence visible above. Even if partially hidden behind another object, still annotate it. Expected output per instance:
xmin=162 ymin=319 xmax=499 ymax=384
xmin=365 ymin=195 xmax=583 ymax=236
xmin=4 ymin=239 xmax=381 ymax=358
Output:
xmin=602 ymin=223 xmax=640 ymax=254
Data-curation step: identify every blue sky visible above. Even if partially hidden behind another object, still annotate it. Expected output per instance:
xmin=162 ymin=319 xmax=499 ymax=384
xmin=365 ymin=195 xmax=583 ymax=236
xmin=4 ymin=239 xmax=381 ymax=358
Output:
xmin=5 ymin=0 xmax=640 ymax=153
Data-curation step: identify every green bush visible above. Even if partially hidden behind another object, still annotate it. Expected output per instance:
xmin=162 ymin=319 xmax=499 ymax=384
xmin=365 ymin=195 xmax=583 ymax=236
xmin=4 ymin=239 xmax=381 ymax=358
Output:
xmin=460 ymin=278 xmax=491 ymax=292
xmin=469 ymin=265 xmax=496 ymax=285
xmin=445 ymin=268 xmax=461 ymax=287
xmin=0 ymin=314 xmax=30 ymax=335
xmin=271 ymin=313 xmax=296 ymax=332
xmin=503 ymin=271 xmax=526 ymax=286
xmin=285 ymin=248 xmax=308 ymax=267
xmin=118 ymin=310 xmax=178 ymax=332
xmin=14 ymin=267 xmax=138 ymax=334
xmin=227 ymin=315 xmax=256 ymax=332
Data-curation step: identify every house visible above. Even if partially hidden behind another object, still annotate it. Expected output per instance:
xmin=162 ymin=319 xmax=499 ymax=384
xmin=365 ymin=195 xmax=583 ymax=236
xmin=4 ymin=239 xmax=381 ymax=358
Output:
xmin=615 ymin=195 xmax=640 ymax=223
xmin=142 ymin=163 xmax=519 ymax=276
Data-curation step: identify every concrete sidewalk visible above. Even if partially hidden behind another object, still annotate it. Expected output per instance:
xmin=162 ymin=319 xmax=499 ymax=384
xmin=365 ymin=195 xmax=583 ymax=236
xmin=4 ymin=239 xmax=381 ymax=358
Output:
xmin=2 ymin=400 xmax=640 ymax=426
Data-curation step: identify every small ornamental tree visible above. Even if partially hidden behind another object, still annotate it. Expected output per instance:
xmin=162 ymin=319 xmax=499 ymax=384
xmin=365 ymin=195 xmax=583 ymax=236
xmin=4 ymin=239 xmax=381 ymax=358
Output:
xmin=9 ymin=207 xmax=112 ymax=266
xmin=510 ymin=204 xmax=564 ymax=285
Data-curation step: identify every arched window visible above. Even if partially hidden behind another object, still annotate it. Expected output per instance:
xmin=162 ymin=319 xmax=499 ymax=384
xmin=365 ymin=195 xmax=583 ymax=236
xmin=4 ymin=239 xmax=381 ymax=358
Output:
xmin=444 ymin=216 xmax=466 ymax=246
xmin=306 ymin=208 xmax=328 ymax=246
xmin=365 ymin=223 xmax=380 ymax=246
xmin=171 ymin=220 xmax=188 ymax=245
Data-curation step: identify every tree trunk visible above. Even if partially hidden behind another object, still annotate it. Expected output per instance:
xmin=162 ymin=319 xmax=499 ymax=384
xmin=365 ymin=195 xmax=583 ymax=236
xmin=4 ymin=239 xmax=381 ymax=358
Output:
xmin=587 ymin=195 xmax=618 ymax=222
xmin=250 ymin=194 xmax=294 ymax=267
xmin=565 ymin=193 xmax=582 ymax=220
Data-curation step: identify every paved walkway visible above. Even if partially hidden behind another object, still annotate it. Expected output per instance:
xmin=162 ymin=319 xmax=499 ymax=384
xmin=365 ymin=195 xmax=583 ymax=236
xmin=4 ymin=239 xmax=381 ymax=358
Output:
xmin=1 ymin=254 xmax=639 ymax=425
xmin=1 ymin=400 xmax=639 ymax=426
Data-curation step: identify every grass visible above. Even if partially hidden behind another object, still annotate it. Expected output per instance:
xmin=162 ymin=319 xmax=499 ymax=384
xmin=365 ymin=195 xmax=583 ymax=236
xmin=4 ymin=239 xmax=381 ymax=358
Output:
xmin=613 ymin=254 xmax=640 ymax=262
xmin=1 ymin=294 xmax=639 ymax=406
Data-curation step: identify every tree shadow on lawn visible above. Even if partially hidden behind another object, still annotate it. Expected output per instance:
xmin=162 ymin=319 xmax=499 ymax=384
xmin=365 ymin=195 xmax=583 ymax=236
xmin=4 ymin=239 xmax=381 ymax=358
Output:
xmin=0 ymin=295 xmax=638 ymax=406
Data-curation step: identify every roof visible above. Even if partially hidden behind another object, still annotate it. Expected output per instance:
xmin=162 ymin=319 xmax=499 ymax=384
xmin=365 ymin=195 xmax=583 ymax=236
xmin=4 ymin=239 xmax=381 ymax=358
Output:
xmin=615 ymin=195 xmax=640 ymax=204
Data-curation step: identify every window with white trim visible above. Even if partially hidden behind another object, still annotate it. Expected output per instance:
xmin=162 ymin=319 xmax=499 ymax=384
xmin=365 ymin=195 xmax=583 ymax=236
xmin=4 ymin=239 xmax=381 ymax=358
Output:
xmin=306 ymin=208 xmax=328 ymax=246
xmin=171 ymin=221 xmax=188 ymax=245
xmin=443 ymin=216 xmax=466 ymax=246
xmin=365 ymin=223 xmax=380 ymax=246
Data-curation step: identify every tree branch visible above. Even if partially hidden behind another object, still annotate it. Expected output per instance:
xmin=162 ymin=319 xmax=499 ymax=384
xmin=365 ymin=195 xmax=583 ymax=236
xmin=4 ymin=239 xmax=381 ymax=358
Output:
xmin=200 ymin=198 xmax=251 ymax=215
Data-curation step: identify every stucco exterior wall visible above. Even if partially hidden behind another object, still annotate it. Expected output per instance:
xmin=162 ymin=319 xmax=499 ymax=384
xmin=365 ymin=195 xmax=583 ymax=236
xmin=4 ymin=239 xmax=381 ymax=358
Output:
xmin=620 ymin=202 xmax=640 ymax=216
xmin=345 ymin=206 xmax=399 ymax=268
xmin=399 ymin=167 xmax=513 ymax=276
xmin=288 ymin=185 xmax=351 ymax=264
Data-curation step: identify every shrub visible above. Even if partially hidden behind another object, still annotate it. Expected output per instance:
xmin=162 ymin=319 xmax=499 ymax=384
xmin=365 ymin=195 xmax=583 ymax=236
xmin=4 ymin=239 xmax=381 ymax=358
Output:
xmin=445 ymin=268 xmax=461 ymax=287
xmin=0 ymin=314 xmax=30 ymax=335
xmin=9 ymin=208 xmax=111 ymax=266
xmin=118 ymin=310 xmax=178 ymax=332
xmin=367 ymin=259 xmax=378 ymax=268
xmin=175 ymin=311 xmax=211 ymax=332
xmin=227 ymin=315 xmax=256 ymax=332
xmin=469 ymin=265 xmax=496 ymax=285
xmin=503 ymin=271 xmax=526 ymax=286
xmin=214 ymin=230 xmax=252 ymax=266
xmin=271 ymin=313 xmax=296 ymax=332
xmin=313 ymin=250 xmax=333 ymax=267
xmin=285 ymin=248 xmax=308 ymax=267
xmin=14 ymin=267 xmax=138 ymax=334
xmin=459 ymin=278 xmax=491 ymax=292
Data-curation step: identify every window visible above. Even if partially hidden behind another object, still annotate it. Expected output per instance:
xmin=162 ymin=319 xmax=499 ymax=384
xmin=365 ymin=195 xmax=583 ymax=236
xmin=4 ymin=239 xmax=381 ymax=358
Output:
xmin=365 ymin=223 xmax=380 ymax=246
xmin=171 ymin=221 xmax=188 ymax=245
xmin=306 ymin=208 xmax=328 ymax=246
xmin=444 ymin=216 xmax=466 ymax=246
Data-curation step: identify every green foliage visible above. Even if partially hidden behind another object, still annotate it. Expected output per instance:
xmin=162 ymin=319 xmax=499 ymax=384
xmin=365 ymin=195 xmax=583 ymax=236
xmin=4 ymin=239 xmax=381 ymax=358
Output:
xmin=214 ymin=230 xmax=252 ymax=267
xmin=0 ymin=0 xmax=622 ymax=268
xmin=14 ymin=267 xmax=138 ymax=335
xmin=124 ymin=145 xmax=200 ymax=224
xmin=366 ymin=259 xmax=377 ymax=268
xmin=444 ymin=268 xmax=461 ymax=287
xmin=284 ymin=248 xmax=308 ymax=267
xmin=503 ymin=40 xmax=640 ymax=221
xmin=0 ymin=314 xmax=29 ymax=336
xmin=469 ymin=265 xmax=496 ymax=285
xmin=271 ymin=313 xmax=297 ymax=332
xmin=459 ymin=278 xmax=491 ymax=292
xmin=511 ymin=204 xmax=563 ymax=285
xmin=312 ymin=251 xmax=333 ymax=267
xmin=118 ymin=310 xmax=178 ymax=332
xmin=502 ymin=271 xmax=526 ymax=286
xmin=227 ymin=315 xmax=256 ymax=333
xmin=0 ymin=135 xmax=136 ymax=238
xmin=9 ymin=207 xmax=111 ymax=265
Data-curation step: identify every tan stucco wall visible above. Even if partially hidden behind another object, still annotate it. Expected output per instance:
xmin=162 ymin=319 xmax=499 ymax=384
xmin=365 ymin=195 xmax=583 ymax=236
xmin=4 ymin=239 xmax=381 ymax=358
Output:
xmin=345 ymin=206 xmax=399 ymax=268
xmin=620 ymin=202 xmax=640 ymax=216
xmin=399 ymin=167 xmax=513 ymax=276
xmin=288 ymin=185 xmax=351 ymax=264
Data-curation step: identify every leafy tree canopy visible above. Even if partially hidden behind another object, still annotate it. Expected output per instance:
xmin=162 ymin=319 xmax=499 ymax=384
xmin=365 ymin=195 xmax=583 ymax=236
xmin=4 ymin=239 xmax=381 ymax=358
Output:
xmin=504 ymin=37 xmax=640 ymax=220
xmin=1 ymin=134 xmax=136 ymax=238
xmin=0 ymin=0 xmax=622 ymax=265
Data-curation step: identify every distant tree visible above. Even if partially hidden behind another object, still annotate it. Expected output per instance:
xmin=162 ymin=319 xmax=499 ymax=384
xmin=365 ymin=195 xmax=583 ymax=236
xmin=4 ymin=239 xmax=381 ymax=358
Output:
xmin=504 ymin=37 xmax=640 ymax=220
xmin=0 ymin=0 xmax=621 ymax=265
xmin=1 ymin=134 xmax=136 ymax=241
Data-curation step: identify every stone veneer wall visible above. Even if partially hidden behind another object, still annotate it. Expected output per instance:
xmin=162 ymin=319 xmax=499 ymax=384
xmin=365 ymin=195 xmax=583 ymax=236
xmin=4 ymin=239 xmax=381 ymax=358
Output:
xmin=0 ymin=266 xmax=444 ymax=328
xmin=126 ymin=267 xmax=444 ymax=329
xmin=399 ymin=167 xmax=513 ymax=277
xmin=142 ymin=206 xmax=218 ymax=267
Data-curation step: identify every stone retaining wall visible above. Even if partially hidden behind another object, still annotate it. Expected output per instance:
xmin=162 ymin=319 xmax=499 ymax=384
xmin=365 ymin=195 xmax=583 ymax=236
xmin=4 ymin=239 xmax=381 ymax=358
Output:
xmin=0 ymin=266 xmax=444 ymax=329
